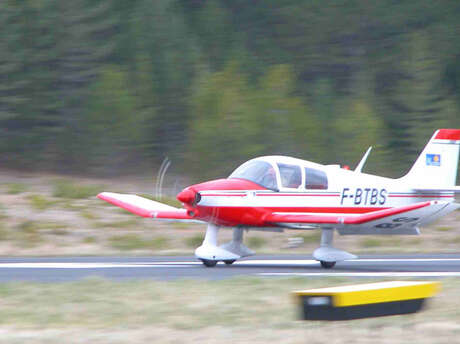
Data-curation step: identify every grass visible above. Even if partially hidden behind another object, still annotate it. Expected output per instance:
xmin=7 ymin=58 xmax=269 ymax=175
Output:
xmin=52 ymin=179 xmax=104 ymax=199
xmin=436 ymin=226 xmax=454 ymax=232
xmin=79 ymin=210 xmax=98 ymax=220
xmin=15 ymin=221 xmax=66 ymax=234
xmin=108 ymin=234 xmax=169 ymax=251
xmin=0 ymin=277 xmax=456 ymax=344
xmin=360 ymin=238 xmax=383 ymax=248
xmin=300 ymin=231 xmax=322 ymax=244
xmin=16 ymin=221 xmax=40 ymax=234
xmin=60 ymin=200 xmax=91 ymax=211
xmin=14 ymin=221 xmax=44 ymax=247
xmin=359 ymin=237 xmax=404 ymax=249
xmin=6 ymin=183 xmax=28 ymax=194
xmin=247 ymin=236 xmax=267 ymax=249
xmin=448 ymin=236 xmax=460 ymax=244
xmin=97 ymin=219 xmax=140 ymax=229
xmin=27 ymin=194 xmax=57 ymax=210
xmin=408 ymin=238 xmax=422 ymax=246
xmin=0 ymin=224 xmax=9 ymax=241
xmin=0 ymin=203 xmax=7 ymax=220
xmin=83 ymin=236 xmax=97 ymax=244
xmin=185 ymin=234 xmax=204 ymax=248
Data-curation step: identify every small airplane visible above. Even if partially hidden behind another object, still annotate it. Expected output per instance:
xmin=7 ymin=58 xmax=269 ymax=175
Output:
xmin=98 ymin=129 xmax=460 ymax=268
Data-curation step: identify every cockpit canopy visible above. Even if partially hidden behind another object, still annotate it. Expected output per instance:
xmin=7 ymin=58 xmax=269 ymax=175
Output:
xmin=229 ymin=159 xmax=328 ymax=191
xmin=229 ymin=160 xmax=278 ymax=190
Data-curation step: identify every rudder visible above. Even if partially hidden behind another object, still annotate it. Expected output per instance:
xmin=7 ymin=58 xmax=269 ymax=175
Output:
xmin=402 ymin=129 xmax=460 ymax=187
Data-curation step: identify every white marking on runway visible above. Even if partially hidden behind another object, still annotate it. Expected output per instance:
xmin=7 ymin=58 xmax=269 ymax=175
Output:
xmin=0 ymin=258 xmax=459 ymax=269
xmin=258 ymin=272 xmax=460 ymax=277
xmin=234 ymin=260 xmax=319 ymax=265
xmin=235 ymin=259 xmax=460 ymax=265
xmin=353 ymin=258 xmax=460 ymax=263
xmin=0 ymin=263 xmax=193 ymax=269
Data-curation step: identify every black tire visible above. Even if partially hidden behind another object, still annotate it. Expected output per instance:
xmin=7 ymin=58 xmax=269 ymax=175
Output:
xmin=320 ymin=261 xmax=336 ymax=269
xmin=224 ymin=260 xmax=236 ymax=265
xmin=201 ymin=259 xmax=218 ymax=267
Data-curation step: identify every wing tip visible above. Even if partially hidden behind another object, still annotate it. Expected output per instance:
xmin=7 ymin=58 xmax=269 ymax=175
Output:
xmin=96 ymin=192 xmax=153 ymax=217
xmin=97 ymin=191 xmax=114 ymax=200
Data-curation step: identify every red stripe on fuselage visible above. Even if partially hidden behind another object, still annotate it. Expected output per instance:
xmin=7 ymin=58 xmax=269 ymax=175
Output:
xmin=201 ymin=206 xmax=389 ymax=214
xmin=195 ymin=205 xmax=389 ymax=227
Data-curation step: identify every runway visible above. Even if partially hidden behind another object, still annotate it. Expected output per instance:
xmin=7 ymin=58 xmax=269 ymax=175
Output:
xmin=1 ymin=254 xmax=460 ymax=281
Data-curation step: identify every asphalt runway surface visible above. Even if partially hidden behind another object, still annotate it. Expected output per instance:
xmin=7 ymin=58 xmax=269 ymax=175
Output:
xmin=1 ymin=254 xmax=460 ymax=281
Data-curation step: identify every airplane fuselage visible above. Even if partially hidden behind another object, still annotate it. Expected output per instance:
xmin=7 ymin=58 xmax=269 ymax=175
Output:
xmin=178 ymin=156 xmax=455 ymax=228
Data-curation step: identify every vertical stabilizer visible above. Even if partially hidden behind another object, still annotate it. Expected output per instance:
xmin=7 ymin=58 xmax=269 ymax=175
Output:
xmin=402 ymin=129 xmax=460 ymax=187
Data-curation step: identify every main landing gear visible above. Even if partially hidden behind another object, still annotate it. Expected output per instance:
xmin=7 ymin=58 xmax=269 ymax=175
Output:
xmin=313 ymin=229 xmax=357 ymax=269
xmin=195 ymin=224 xmax=254 ymax=267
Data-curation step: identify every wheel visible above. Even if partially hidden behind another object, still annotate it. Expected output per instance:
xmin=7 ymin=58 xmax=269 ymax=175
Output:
xmin=320 ymin=261 xmax=336 ymax=269
xmin=201 ymin=259 xmax=218 ymax=267
xmin=223 ymin=260 xmax=236 ymax=265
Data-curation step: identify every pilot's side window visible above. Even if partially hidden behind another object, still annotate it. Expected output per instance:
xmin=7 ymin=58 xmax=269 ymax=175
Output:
xmin=305 ymin=167 xmax=328 ymax=189
xmin=277 ymin=163 xmax=302 ymax=188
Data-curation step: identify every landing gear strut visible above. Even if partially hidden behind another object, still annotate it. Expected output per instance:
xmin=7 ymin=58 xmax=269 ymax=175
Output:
xmin=313 ymin=229 xmax=356 ymax=269
xmin=195 ymin=225 xmax=254 ymax=267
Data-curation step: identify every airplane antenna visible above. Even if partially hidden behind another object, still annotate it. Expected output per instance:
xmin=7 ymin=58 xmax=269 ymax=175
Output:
xmin=355 ymin=147 xmax=372 ymax=173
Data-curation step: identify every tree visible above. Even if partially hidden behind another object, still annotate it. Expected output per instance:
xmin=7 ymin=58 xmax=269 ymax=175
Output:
xmin=188 ymin=62 xmax=319 ymax=179
xmin=80 ymin=66 xmax=143 ymax=172
xmin=251 ymin=64 xmax=321 ymax=160
xmin=187 ymin=61 xmax=258 ymax=178
xmin=54 ymin=0 xmax=117 ymax=171
xmin=129 ymin=0 xmax=202 ymax=162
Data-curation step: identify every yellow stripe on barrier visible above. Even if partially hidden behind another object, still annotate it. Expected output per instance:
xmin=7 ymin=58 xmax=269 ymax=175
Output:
xmin=294 ymin=281 xmax=440 ymax=307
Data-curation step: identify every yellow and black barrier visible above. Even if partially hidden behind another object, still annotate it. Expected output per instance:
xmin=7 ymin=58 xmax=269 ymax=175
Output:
xmin=293 ymin=281 xmax=440 ymax=321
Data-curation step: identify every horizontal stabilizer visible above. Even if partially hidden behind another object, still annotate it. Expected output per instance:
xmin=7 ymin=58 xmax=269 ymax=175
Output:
xmin=98 ymin=192 xmax=197 ymax=221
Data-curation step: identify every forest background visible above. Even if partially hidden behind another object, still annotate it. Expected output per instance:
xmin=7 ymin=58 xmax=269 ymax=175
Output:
xmin=1 ymin=0 xmax=460 ymax=182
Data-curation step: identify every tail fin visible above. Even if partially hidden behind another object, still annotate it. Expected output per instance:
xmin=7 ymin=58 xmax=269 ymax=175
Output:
xmin=402 ymin=129 xmax=460 ymax=187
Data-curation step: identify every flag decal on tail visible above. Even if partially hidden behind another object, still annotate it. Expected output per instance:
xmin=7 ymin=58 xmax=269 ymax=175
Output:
xmin=426 ymin=154 xmax=441 ymax=166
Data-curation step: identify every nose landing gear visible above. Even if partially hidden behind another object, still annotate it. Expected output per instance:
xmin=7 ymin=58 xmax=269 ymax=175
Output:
xmin=195 ymin=225 xmax=254 ymax=267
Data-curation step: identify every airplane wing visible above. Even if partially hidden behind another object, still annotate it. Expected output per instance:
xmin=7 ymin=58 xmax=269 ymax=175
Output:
xmin=266 ymin=201 xmax=451 ymax=234
xmin=97 ymin=192 xmax=200 ymax=222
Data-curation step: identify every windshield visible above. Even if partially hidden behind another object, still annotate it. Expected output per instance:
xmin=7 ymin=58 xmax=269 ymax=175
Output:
xmin=229 ymin=160 xmax=278 ymax=190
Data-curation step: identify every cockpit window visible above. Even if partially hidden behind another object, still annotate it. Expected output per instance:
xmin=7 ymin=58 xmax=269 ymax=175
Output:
xmin=305 ymin=167 xmax=328 ymax=189
xmin=277 ymin=163 xmax=301 ymax=188
xmin=229 ymin=160 xmax=278 ymax=190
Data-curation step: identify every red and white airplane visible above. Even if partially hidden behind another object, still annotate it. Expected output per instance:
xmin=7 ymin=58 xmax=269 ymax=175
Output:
xmin=98 ymin=129 xmax=460 ymax=268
